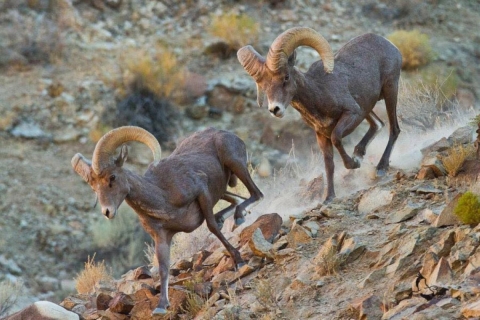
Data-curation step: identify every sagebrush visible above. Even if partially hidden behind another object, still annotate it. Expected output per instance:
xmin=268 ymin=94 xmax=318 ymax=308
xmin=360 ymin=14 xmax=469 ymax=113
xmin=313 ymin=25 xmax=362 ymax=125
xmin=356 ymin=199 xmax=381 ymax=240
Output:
xmin=74 ymin=255 xmax=112 ymax=294
xmin=441 ymin=144 xmax=474 ymax=177
xmin=0 ymin=280 xmax=22 ymax=317
xmin=209 ymin=12 xmax=260 ymax=50
xmin=387 ymin=30 xmax=434 ymax=70
xmin=454 ymin=191 xmax=480 ymax=225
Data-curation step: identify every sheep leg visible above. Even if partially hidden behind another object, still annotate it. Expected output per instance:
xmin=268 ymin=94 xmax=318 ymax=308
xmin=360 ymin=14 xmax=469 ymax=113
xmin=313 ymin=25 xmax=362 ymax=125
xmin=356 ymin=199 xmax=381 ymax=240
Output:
xmin=331 ymin=111 xmax=365 ymax=170
xmin=230 ymin=169 xmax=263 ymax=228
xmin=377 ymin=83 xmax=400 ymax=176
xmin=353 ymin=111 xmax=385 ymax=161
xmin=152 ymin=230 xmax=174 ymax=315
xmin=316 ymin=132 xmax=335 ymax=203
xmin=198 ymin=192 xmax=245 ymax=268
xmin=214 ymin=192 xmax=244 ymax=229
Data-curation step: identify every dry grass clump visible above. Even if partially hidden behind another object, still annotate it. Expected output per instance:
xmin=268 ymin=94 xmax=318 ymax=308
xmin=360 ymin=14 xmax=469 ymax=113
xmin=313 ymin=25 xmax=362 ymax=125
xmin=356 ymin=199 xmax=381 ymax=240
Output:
xmin=0 ymin=280 xmax=22 ymax=317
xmin=208 ymin=12 xmax=260 ymax=51
xmin=387 ymin=30 xmax=434 ymax=70
xmin=74 ymin=255 xmax=112 ymax=294
xmin=106 ymin=46 xmax=186 ymax=101
xmin=441 ymin=144 xmax=475 ymax=177
xmin=397 ymin=78 xmax=460 ymax=131
xmin=120 ymin=47 xmax=186 ymax=100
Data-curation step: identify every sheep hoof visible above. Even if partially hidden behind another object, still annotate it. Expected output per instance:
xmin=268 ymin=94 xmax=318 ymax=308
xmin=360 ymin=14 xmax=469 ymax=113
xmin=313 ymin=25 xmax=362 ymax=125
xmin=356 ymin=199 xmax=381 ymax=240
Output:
xmin=376 ymin=168 xmax=386 ymax=177
xmin=152 ymin=308 xmax=168 ymax=315
xmin=235 ymin=217 xmax=245 ymax=226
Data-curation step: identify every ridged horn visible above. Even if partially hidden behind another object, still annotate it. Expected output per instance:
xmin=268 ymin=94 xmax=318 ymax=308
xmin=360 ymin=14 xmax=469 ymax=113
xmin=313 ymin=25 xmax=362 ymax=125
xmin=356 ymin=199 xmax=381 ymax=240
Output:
xmin=237 ymin=45 xmax=266 ymax=81
xmin=266 ymin=27 xmax=334 ymax=74
xmin=92 ymin=126 xmax=161 ymax=174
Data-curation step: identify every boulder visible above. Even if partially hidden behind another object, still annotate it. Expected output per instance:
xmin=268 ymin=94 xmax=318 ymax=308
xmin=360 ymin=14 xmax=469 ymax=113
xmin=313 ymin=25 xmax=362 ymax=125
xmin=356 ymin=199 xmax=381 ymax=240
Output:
xmin=5 ymin=301 xmax=79 ymax=320
xmin=239 ymin=213 xmax=283 ymax=245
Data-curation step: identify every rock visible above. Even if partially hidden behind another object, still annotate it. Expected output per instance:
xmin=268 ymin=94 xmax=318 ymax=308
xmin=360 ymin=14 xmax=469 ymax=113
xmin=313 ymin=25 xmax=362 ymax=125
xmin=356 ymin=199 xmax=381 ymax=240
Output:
xmin=287 ymin=224 xmax=312 ymax=247
xmin=381 ymin=297 xmax=426 ymax=320
xmin=421 ymin=137 xmax=451 ymax=155
xmin=5 ymin=301 xmax=79 ymax=320
xmin=108 ymin=293 xmax=135 ymax=314
xmin=248 ymin=228 xmax=274 ymax=259
xmin=350 ymin=295 xmax=383 ymax=320
xmin=416 ymin=166 xmax=436 ymax=180
xmin=132 ymin=266 xmax=152 ymax=280
xmin=462 ymin=299 xmax=480 ymax=318
xmin=96 ymin=292 xmax=112 ymax=311
xmin=0 ymin=255 xmax=22 ymax=275
xmin=339 ymin=236 xmax=366 ymax=263
xmin=203 ymin=247 xmax=227 ymax=266
xmin=448 ymin=126 xmax=474 ymax=145
xmin=432 ymin=193 xmax=462 ymax=227
xmin=116 ymin=280 xmax=154 ymax=295
xmin=385 ymin=204 xmax=421 ymax=224
xmin=172 ymin=259 xmax=193 ymax=271
xmin=358 ymin=188 xmax=393 ymax=214
xmin=358 ymin=267 xmax=386 ymax=288
xmin=10 ymin=121 xmax=47 ymax=139
xmin=427 ymin=257 xmax=453 ymax=287
xmin=420 ymin=153 xmax=446 ymax=177
xmin=257 ymin=157 xmax=272 ymax=177
xmin=239 ymin=213 xmax=282 ymax=246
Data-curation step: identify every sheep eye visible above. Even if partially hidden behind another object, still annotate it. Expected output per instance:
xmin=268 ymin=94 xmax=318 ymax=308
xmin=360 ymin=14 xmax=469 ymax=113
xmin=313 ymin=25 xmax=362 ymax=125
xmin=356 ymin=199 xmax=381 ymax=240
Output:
xmin=109 ymin=175 xmax=115 ymax=187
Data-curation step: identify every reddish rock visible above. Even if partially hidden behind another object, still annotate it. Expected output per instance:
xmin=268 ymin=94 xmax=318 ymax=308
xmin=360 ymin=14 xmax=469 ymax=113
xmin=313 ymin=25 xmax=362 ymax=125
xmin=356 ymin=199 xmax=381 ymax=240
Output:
xmin=240 ymin=213 xmax=283 ymax=246
xmin=192 ymin=250 xmax=212 ymax=271
xmin=96 ymin=292 xmax=113 ymax=311
xmin=108 ymin=293 xmax=135 ymax=314
xmin=133 ymin=266 xmax=152 ymax=280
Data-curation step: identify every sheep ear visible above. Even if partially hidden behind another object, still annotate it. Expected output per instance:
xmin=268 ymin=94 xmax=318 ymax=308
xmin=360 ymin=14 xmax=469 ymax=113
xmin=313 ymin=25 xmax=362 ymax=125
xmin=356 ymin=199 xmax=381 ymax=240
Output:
xmin=256 ymin=83 xmax=267 ymax=108
xmin=71 ymin=153 xmax=92 ymax=183
xmin=288 ymin=50 xmax=296 ymax=66
xmin=115 ymin=145 xmax=128 ymax=167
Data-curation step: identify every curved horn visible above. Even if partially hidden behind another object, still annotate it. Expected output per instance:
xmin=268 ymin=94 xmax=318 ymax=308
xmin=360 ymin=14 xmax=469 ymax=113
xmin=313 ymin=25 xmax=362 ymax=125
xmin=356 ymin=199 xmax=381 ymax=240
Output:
xmin=237 ymin=45 xmax=266 ymax=81
xmin=266 ymin=27 xmax=334 ymax=74
xmin=92 ymin=126 xmax=161 ymax=174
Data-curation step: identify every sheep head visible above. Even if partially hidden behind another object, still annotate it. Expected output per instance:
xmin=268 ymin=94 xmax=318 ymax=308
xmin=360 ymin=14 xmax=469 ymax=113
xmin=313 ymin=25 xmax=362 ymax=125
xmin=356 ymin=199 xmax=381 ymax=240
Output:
xmin=71 ymin=126 xmax=161 ymax=219
xmin=237 ymin=27 xmax=334 ymax=118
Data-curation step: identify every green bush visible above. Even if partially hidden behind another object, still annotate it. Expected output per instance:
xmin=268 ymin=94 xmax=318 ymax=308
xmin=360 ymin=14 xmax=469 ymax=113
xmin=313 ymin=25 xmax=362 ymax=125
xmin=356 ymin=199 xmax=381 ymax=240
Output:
xmin=454 ymin=192 xmax=480 ymax=225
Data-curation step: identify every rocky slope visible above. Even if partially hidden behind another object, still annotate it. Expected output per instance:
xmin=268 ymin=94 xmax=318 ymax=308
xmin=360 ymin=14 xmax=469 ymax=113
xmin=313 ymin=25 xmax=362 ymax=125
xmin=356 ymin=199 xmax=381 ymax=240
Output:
xmin=1 ymin=0 xmax=480 ymax=318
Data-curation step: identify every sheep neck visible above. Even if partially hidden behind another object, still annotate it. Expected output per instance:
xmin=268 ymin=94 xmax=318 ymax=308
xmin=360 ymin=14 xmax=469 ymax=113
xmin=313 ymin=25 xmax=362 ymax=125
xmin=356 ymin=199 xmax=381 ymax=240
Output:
xmin=290 ymin=70 xmax=336 ymax=132
xmin=123 ymin=170 xmax=172 ymax=218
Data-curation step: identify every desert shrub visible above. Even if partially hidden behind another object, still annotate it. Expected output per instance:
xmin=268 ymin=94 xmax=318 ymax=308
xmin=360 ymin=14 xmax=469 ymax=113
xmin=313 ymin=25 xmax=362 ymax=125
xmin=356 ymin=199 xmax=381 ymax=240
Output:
xmin=91 ymin=205 xmax=152 ymax=276
xmin=0 ymin=280 xmax=22 ymax=317
xmin=387 ymin=30 xmax=434 ymax=70
xmin=74 ymin=255 xmax=112 ymax=294
xmin=418 ymin=65 xmax=458 ymax=104
xmin=111 ymin=91 xmax=178 ymax=145
xmin=120 ymin=47 xmax=186 ymax=100
xmin=454 ymin=191 xmax=480 ymax=225
xmin=208 ymin=12 xmax=260 ymax=53
xmin=102 ymin=47 xmax=182 ymax=145
xmin=1 ymin=10 xmax=64 ymax=66
xmin=441 ymin=144 xmax=475 ymax=177
xmin=398 ymin=78 xmax=460 ymax=131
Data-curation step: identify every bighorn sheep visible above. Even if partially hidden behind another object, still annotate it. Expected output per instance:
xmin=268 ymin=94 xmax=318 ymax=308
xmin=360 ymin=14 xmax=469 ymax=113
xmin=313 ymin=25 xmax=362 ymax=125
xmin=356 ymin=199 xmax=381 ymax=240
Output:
xmin=238 ymin=27 xmax=402 ymax=202
xmin=71 ymin=126 xmax=263 ymax=315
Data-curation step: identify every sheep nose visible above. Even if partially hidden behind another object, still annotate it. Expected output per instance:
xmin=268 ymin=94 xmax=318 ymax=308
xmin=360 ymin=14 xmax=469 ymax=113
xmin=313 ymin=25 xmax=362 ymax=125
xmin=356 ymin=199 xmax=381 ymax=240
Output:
xmin=103 ymin=208 xmax=111 ymax=218
xmin=271 ymin=106 xmax=281 ymax=115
